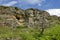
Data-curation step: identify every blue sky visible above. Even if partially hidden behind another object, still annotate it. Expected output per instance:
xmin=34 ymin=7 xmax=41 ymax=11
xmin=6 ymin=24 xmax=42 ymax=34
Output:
xmin=0 ymin=0 xmax=60 ymax=16
xmin=0 ymin=0 xmax=60 ymax=10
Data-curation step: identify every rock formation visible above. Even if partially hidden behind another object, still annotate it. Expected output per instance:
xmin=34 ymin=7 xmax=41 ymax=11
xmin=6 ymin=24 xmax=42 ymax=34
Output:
xmin=0 ymin=6 xmax=60 ymax=29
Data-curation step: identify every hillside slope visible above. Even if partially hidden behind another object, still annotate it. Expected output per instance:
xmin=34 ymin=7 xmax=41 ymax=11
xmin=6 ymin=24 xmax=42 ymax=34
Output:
xmin=0 ymin=6 xmax=60 ymax=40
xmin=0 ymin=6 xmax=60 ymax=28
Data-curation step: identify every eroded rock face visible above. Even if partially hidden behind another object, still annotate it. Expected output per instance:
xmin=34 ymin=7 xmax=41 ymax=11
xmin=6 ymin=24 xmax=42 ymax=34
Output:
xmin=0 ymin=6 xmax=59 ymax=28
xmin=0 ymin=6 xmax=25 ymax=28
xmin=0 ymin=15 xmax=19 ymax=28
xmin=25 ymin=8 xmax=50 ymax=28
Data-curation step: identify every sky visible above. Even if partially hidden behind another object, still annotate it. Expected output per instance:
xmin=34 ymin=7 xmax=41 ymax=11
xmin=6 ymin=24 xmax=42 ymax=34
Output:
xmin=0 ymin=0 xmax=60 ymax=16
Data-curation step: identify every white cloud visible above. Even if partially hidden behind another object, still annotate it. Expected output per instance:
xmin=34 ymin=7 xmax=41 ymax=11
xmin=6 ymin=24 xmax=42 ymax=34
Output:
xmin=46 ymin=9 xmax=60 ymax=16
xmin=26 ymin=0 xmax=45 ymax=5
xmin=27 ymin=0 xmax=40 ymax=4
xmin=0 ymin=0 xmax=45 ymax=6
xmin=2 ymin=1 xmax=17 ymax=6
xmin=17 ymin=0 xmax=45 ymax=6
xmin=38 ymin=4 xmax=41 ymax=6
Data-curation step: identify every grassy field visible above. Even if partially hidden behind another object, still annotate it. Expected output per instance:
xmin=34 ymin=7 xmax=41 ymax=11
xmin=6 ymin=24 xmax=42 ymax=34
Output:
xmin=0 ymin=24 xmax=60 ymax=40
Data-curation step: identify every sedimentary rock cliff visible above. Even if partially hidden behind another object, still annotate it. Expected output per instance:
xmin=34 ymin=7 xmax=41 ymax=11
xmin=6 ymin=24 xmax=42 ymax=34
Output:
xmin=0 ymin=6 xmax=60 ymax=28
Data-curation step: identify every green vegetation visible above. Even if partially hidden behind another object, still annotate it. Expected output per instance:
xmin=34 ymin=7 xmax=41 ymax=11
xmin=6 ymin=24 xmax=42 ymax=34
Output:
xmin=0 ymin=6 xmax=60 ymax=40
xmin=0 ymin=24 xmax=60 ymax=40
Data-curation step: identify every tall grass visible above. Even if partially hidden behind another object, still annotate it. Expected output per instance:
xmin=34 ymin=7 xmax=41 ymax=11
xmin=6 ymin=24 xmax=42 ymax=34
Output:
xmin=0 ymin=24 xmax=60 ymax=40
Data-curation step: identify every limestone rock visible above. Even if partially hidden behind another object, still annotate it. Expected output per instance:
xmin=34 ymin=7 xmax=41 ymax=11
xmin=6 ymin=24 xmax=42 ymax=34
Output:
xmin=0 ymin=6 xmax=60 ymax=28
xmin=25 ymin=8 xmax=50 ymax=28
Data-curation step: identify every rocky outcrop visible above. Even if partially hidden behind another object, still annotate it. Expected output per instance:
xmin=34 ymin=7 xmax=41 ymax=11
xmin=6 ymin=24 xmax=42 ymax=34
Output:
xmin=25 ymin=8 xmax=50 ymax=28
xmin=0 ymin=6 xmax=60 ymax=28
xmin=0 ymin=6 xmax=26 ymax=28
